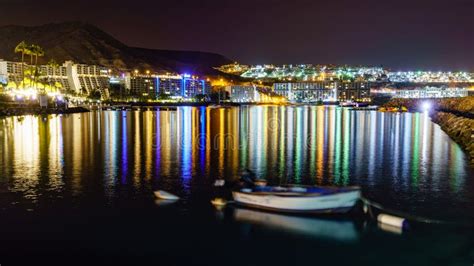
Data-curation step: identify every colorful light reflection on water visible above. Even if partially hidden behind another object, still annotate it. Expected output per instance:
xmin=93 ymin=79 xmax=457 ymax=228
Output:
xmin=0 ymin=106 xmax=472 ymax=220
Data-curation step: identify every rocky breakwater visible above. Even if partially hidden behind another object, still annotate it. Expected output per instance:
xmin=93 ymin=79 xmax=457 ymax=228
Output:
xmin=383 ymin=96 xmax=474 ymax=164
xmin=431 ymin=112 xmax=474 ymax=164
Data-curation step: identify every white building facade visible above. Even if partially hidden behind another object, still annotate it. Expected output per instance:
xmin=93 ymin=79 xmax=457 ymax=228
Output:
xmin=228 ymin=85 xmax=262 ymax=103
xmin=394 ymin=87 xmax=469 ymax=98
xmin=273 ymin=81 xmax=370 ymax=103
xmin=0 ymin=59 xmax=24 ymax=85
xmin=64 ymin=61 xmax=110 ymax=96
xmin=0 ymin=59 xmax=110 ymax=98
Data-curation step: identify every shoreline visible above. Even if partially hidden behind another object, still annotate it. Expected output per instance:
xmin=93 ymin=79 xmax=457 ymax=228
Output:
xmin=0 ymin=106 xmax=90 ymax=117
xmin=107 ymin=102 xmax=240 ymax=107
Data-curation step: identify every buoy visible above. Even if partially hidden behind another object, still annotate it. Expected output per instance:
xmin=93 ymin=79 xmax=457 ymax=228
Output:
xmin=211 ymin=198 xmax=227 ymax=208
xmin=214 ymin=179 xmax=225 ymax=187
xmin=378 ymin=222 xmax=403 ymax=235
xmin=154 ymin=190 xmax=179 ymax=200
xmin=377 ymin=214 xmax=408 ymax=230
xmin=363 ymin=204 xmax=368 ymax=214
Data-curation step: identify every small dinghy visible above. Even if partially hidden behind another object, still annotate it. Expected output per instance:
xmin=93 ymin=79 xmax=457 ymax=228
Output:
xmin=211 ymin=198 xmax=228 ymax=211
xmin=211 ymin=198 xmax=227 ymax=207
xmin=232 ymin=186 xmax=361 ymax=214
xmin=154 ymin=190 xmax=180 ymax=200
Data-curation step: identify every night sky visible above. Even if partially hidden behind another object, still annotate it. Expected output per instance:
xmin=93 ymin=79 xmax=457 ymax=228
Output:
xmin=0 ymin=0 xmax=472 ymax=70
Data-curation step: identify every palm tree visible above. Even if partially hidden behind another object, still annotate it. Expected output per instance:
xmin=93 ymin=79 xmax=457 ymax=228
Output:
xmin=27 ymin=45 xmax=34 ymax=65
xmin=14 ymin=41 xmax=28 ymax=64
xmin=47 ymin=59 xmax=59 ymax=93
xmin=29 ymin=44 xmax=45 ymax=91
xmin=14 ymin=41 xmax=28 ymax=87
xmin=32 ymin=45 xmax=44 ymax=65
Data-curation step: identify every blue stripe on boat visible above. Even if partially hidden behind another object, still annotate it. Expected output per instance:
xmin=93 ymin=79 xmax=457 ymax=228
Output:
xmin=251 ymin=186 xmax=353 ymax=195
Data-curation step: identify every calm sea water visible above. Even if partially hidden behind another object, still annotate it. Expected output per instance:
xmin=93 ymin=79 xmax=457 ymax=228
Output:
xmin=0 ymin=106 xmax=473 ymax=265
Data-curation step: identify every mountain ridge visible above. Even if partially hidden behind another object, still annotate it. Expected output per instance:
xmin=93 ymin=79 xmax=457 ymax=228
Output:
xmin=0 ymin=21 xmax=233 ymax=75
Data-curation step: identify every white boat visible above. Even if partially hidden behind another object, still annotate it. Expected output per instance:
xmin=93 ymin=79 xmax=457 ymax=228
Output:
xmin=232 ymin=186 xmax=360 ymax=214
xmin=154 ymin=190 xmax=180 ymax=200
xmin=339 ymin=101 xmax=357 ymax=107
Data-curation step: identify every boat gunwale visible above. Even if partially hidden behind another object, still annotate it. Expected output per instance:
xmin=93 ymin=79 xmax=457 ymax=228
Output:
xmin=234 ymin=186 xmax=361 ymax=198
xmin=285 ymin=185 xmax=361 ymax=190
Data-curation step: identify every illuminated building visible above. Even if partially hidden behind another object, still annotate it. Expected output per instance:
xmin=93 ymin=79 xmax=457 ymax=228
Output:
xmin=0 ymin=59 xmax=109 ymax=97
xmin=274 ymin=82 xmax=337 ymax=102
xmin=232 ymin=63 xmax=473 ymax=83
xmin=0 ymin=59 xmax=24 ymax=85
xmin=228 ymin=85 xmax=285 ymax=103
xmin=215 ymin=63 xmax=250 ymax=75
xmin=129 ymin=73 xmax=210 ymax=99
xmin=37 ymin=64 xmax=71 ymax=91
xmin=181 ymin=74 xmax=209 ymax=97
xmin=388 ymin=71 xmax=472 ymax=83
xmin=394 ymin=87 xmax=469 ymax=98
xmin=156 ymin=74 xmax=182 ymax=97
xmin=129 ymin=76 xmax=157 ymax=98
xmin=64 ymin=61 xmax=110 ymax=97
xmin=239 ymin=64 xmax=386 ymax=82
xmin=337 ymin=81 xmax=371 ymax=102
xmin=273 ymin=81 xmax=370 ymax=102
xmin=228 ymin=85 xmax=262 ymax=102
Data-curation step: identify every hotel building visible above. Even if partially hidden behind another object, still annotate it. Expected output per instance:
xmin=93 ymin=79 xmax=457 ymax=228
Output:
xmin=129 ymin=74 xmax=210 ymax=99
xmin=228 ymin=85 xmax=286 ymax=103
xmin=1 ymin=59 xmax=212 ymax=100
xmin=129 ymin=76 xmax=157 ymax=98
xmin=228 ymin=85 xmax=263 ymax=103
xmin=273 ymin=81 xmax=370 ymax=102
xmin=0 ymin=59 xmax=111 ymax=98
xmin=64 ymin=61 xmax=110 ymax=97
xmin=337 ymin=81 xmax=371 ymax=102
xmin=182 ymin=76 xmax=209 ymax=97
xmin=0 ymin=60 xmax=25 ymax=85
xmin=37 ymin=64 xmax=71 ymax=91
xmin=157 ymin=74 xmax=183 ymax=96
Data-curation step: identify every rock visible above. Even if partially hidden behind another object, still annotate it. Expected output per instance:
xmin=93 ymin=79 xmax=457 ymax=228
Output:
xmin=430 ymin=111 xmax=474 ymax=165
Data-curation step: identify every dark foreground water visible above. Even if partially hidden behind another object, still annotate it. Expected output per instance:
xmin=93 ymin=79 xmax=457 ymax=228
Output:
xmin=0 ymin=106 xmax=473 ymax=266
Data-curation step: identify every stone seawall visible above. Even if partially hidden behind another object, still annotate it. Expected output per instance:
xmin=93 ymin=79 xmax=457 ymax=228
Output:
xmin=430 ymin=112 xmax=474 ymax=164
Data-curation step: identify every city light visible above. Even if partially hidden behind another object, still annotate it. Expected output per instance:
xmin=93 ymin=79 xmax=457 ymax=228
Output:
xmin=226 ymin=63 xmax=474 ymax=83
xmin=422 ymin=102 xmax=431 ymax=112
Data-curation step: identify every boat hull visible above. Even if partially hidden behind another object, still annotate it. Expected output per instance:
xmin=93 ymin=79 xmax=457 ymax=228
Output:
xmin=232 ymin=189 xmax=360 ymax=214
